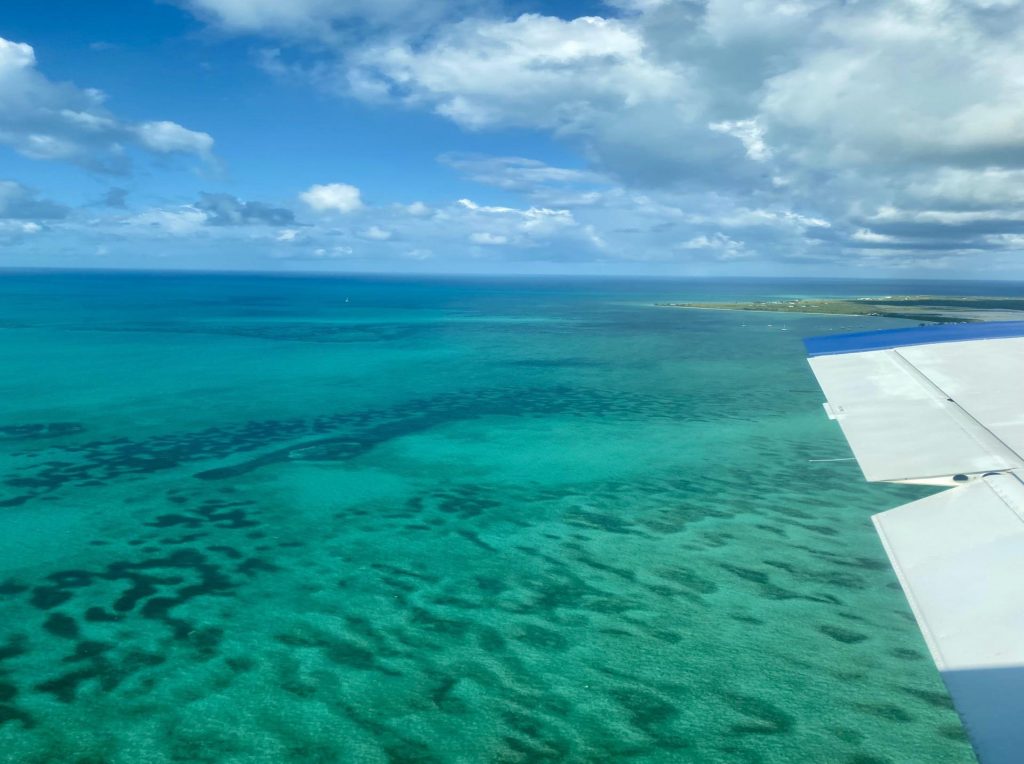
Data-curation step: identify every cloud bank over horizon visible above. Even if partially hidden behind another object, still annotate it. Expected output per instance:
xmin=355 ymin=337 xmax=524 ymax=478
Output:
xmin=4 ymin=1 xmax=1024 ymax=276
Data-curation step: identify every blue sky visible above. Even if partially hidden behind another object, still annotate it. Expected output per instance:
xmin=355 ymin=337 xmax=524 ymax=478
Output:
xmin=2 ymin=0 xmax=1024 ymax=276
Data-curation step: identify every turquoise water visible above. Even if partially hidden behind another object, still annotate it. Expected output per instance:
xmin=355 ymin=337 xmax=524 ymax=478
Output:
xmin=1 ymin=271 xmax=1009 ymax=763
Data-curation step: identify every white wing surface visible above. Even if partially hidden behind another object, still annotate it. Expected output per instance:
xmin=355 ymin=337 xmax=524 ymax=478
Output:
xmin=805 ymin=322 xmax=1024 ymax=763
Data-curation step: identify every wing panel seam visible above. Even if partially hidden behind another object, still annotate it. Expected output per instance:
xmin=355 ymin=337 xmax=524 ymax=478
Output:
xmin=984 ymin=471 xmax=1024 ymax=524
xmin=888 ymin=348 xmax=1024 ymax=471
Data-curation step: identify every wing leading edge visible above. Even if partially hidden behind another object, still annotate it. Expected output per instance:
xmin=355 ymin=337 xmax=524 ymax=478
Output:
xmin=804 ymin=321 xmax=1024 ymax=763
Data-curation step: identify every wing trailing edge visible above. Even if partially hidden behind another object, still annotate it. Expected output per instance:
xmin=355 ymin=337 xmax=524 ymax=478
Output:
xmin=805 ymin=322 xmax=1024 ymax=763
xmin=874 ymin=472 xmax=1024 ymax=764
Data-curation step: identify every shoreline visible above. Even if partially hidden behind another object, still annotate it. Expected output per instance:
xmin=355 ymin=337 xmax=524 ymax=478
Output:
xmin=656 ymin=295 xmax=1024 ymax=324
xmin=656 ymin=304 xmax=870 ymax=319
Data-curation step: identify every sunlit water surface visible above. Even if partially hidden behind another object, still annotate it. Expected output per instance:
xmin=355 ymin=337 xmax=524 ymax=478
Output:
xmin=2 ymin=271 xmax=1009 ymax=763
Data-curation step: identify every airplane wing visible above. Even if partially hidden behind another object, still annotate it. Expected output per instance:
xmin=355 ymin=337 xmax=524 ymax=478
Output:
xmin=805 ymin=321 xmax=1024 ymax=764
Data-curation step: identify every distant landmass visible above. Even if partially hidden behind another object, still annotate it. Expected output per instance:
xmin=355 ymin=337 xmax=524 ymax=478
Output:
xmin=659 ymin=296 xmax=1024 ymax=323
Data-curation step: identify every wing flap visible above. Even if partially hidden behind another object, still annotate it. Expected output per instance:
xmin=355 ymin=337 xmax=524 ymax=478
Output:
xmin=898 ymin=341 xmax=1024 ymax=460
xmin=874 ymin=472 xmax=1024 ymax=763
xmin=807 ymin=339 xmax=1024 ymax=483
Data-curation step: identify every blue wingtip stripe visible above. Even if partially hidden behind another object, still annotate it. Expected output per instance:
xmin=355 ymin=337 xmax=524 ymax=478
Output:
xmin=804 ymin=320 xmax=1024 ymax=357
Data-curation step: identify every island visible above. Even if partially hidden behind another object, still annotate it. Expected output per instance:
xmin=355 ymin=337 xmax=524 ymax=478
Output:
xmin=658 ymin=296 xmax=1024 ymax=323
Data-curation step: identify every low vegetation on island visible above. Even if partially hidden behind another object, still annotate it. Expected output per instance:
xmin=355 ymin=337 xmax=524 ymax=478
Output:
xmin=659 ymin=296 xmax=1024 ymax=324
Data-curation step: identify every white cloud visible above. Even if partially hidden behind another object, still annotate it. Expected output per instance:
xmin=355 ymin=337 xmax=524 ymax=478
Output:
xmin=60 ymin=109 xmax=117 ymax=131
xmin=708 ymin=119 xmax=771 ymax=161
xmin=0 ymin=218 xmax=48 ymax=240
xmin=195 ymin=192 xmax=294 ymax=225
xmin=24 ymin=172 xmax=843 ymax=272
xmin=0 ymin=181 xmax=68 ymax=219
xmin=607 ymin=0 xmax=671 ymax=12
xmin=470 ymin=232 xmax=508 ymax=245
xmin=128 ymin=207 xmax=208 ymax=236
xmin=904 ymin=167 xmax=1024 ymax=207
xmin=870 ymin=205 xmax=1021 ymax=225
xmin=362 ymin=225 xmax=392 ymax=240
xmin=441 ymin=154 xmax=605 ymax=190
xmin=583 ymin=224 xmax=606 ymax=249
xmin=180 ymin=0 xmax=348 ymax=33
xmin=339 ymin=2 xmax=1024 ymax=264
xmin=0 ymin=36 xmax=214 ymax=172
xmin=851 ymin=228 xmax=898 ymax=244
xmin=0 ymin=37 xmax=35 ymax=70
xmin=0 ymin=36 xmax=212 ymax=172
xmin=457 ymin=198 xmax=513 ymax=213
xmin=519 ymin=206 xmax=575 ymax=232
xmin=678 ymin=232 xmax=752 ymax=260
xmin=458 ymin=196 xmax=577 ymax=237
xmin=300 ymin=182 xmax=364 ymax=213
xmin=758 ymin=1 xmax=1024 ymax=167
xmin=82 ymin=1 xmax=1024 ymax=271
xmin=135 ymin=121 xmax=214 ymax=156
xmin=178 ymin=0 xmax=459 ymax=35
xmin=705 ymin=207 xmax=830 ymax=231
xmin=347 ymin=14 xmax=688 ymax=132
xmin=701 ymin=0 xmax=828 ymax=44
xmin=312 ymin=245 xmax=355 ymax=258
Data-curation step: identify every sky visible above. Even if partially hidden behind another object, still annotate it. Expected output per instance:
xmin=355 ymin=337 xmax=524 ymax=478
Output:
xmin=2 ymin=0 xmax=1024 ymax=277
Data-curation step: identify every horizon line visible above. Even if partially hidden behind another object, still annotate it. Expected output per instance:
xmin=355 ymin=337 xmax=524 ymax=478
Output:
xmin=1 ymin=265 xmax=1021 ymax=284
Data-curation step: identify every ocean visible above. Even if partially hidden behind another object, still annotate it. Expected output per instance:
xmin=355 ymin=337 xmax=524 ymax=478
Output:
xmin=1 ymin=270 xmax=1006 ymax=763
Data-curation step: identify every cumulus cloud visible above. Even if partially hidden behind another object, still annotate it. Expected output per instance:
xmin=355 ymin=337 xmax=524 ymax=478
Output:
xmin=757 ymin=3 xmax=1024 ymax=169
xmin=135 ymin=121 xmax=214 ymax=157
xmin=708 ymin=119 xmax=771 ymax=162
xmin=312 ymin=245 xmax=355 ymax=258
xmin=177 ymin=0 xmax=467 ymax=36
xmin=0 ymin=36 xmax=213 ymax=173
xmin=0 ymin=219 xmax=46 ymax=243
xmin=195 ymin=192 xmax=294 ymax=225
xmin=404 ymin=201 xmax=431 ymax=216
xmin=267 ymin=188 xmax=611 ymax=266
xmin=179 ymin=0 xmax=1024 ymax=269
xmin=362 ymin=225 xmax=392 ymax=240
xmin=0 ymin=181 xmax=68 ymax=219
xmin=347 ymin=14 xmax=687 ymax=132
xmin=470 ymin=231 xmax=508 ymax=245
xmin=51 ymin=0 xmax=1024 ymax=271
xmin=678 ymin=232 xmax=752 ymax=261
xmin=458 ymin=197 xmax=576 ymax=235
xmin=29 ymin=168 xmax=838 ymax=272
xmin=331 ymin=13 xmax=759 ymax=188
xmin=441 ymin=154 xmax=607 ymax=200
xmin=127 ymin=207 xmax=209 ymax=236
xmin=178 ymin=0 xmax=351 ymax=34
xmin=444 ymin=195 xmax=600 ymax=256
xmin=117 ymin=192 xmax=297 ymax=238
xmin=300 ymin=182 xmax=364 ymax=214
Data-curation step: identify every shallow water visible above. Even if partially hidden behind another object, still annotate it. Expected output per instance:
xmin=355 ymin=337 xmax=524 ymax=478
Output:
xmin=0 ymin=271 xmax=1001 ymax=763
